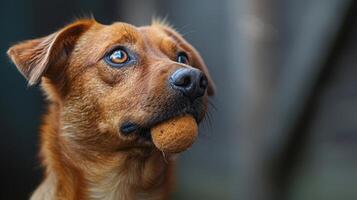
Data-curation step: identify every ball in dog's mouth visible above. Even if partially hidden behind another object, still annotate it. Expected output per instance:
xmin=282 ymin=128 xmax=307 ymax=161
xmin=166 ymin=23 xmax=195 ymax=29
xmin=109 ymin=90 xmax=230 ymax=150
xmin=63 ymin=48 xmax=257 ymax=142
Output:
xmin=120 ymin=115 xmax=198 ymax=153
xmin=150 ymin=115 xmax=198 ymax=153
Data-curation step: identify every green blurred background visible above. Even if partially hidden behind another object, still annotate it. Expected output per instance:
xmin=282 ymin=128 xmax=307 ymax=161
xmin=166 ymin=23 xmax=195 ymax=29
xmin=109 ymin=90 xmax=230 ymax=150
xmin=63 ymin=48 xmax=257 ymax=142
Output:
xmin=1 ymin=0 xmax=357 ymax=199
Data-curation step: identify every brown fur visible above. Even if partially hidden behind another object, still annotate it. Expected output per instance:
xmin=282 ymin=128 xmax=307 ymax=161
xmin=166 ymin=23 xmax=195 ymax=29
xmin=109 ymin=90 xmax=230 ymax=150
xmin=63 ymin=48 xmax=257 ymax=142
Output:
xmin=7 ymin=19 xmax=214 ymax=200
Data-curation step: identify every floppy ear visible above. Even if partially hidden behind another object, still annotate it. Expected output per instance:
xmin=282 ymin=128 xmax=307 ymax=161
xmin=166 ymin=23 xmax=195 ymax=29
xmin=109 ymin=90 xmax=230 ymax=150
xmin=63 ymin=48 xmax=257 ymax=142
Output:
xmin=153 ymin=21 xmax=216 ymax=96
xmin=7 ymin=19 xmax=94 ymax=86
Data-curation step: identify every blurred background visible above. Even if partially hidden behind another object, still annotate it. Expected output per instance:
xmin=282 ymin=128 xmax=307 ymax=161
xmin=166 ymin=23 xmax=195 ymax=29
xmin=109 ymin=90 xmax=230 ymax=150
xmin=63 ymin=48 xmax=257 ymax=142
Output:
xmin=1 ymin=0 xmax=357 ymax=199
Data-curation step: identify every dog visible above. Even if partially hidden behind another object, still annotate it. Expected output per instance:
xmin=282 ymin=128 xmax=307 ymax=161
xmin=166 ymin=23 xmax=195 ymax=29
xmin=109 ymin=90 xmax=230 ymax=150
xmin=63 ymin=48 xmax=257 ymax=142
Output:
xmin=7 ymin=18 xmax=215 ymax=200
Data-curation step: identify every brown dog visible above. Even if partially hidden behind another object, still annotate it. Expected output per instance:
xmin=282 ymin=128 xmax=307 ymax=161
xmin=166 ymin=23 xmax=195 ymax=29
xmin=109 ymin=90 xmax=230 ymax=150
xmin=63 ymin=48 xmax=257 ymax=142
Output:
xmin=7 ymin=18 xmax=214 ymax=200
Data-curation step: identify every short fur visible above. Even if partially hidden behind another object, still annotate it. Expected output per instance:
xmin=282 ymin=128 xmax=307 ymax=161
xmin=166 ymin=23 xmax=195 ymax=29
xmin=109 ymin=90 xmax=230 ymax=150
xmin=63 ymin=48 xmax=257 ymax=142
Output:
xmin=7 ymin=19 xmax=214 ymax=200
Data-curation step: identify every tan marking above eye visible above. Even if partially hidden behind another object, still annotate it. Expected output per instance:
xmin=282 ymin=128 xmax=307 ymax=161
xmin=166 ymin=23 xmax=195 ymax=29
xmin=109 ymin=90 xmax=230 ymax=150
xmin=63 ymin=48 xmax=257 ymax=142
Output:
xmin=158 ymin=37 xmax=178 ymax=53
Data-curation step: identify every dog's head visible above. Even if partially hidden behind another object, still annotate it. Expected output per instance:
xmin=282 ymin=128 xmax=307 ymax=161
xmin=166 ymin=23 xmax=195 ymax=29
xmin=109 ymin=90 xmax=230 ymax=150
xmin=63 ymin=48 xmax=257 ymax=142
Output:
xmin=7 ymin=19 xmax=215 ymax=154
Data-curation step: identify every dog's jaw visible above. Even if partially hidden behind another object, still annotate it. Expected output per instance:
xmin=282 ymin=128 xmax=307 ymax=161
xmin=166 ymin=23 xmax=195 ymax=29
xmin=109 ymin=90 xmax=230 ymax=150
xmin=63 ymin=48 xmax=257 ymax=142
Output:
xmin=32 ymin=102 xmax=174 ymax=200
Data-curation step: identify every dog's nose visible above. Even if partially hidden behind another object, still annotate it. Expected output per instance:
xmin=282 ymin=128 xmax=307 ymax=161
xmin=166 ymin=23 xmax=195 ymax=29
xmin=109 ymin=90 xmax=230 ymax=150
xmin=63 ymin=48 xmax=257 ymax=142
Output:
xmin=169 ymin=68 xmax=208 ymax=100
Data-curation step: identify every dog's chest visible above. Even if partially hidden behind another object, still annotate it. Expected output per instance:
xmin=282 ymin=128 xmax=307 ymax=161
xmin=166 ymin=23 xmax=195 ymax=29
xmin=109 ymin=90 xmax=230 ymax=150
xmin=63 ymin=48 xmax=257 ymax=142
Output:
xmin=86 ymin=168 xmax=162 ymax=200
xmin=87 ymin=172 xmax=130 ymax=200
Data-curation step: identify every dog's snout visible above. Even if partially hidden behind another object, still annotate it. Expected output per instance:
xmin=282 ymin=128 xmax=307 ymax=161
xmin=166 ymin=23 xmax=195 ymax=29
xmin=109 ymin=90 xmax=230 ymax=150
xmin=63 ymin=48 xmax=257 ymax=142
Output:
xmin=169 ymin=68 xmax=208 ymax=100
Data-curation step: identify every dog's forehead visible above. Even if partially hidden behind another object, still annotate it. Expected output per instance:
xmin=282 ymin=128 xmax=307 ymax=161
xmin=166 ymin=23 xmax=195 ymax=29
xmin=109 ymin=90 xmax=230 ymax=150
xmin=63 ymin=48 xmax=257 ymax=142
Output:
xmin=79 ymin=23 xmax=176 ymax=52
xmin=74 ymin=22 xmax=181 ymax=63
xmin=138 ymin=25 xmax=169 ymax=40
xmin=70 ymin=21 xmax=190 ymax=69
xmin=88 ymin=22 xmax=141 ymax=43
xmin=86 ymin=22 xmax=171 ymax=45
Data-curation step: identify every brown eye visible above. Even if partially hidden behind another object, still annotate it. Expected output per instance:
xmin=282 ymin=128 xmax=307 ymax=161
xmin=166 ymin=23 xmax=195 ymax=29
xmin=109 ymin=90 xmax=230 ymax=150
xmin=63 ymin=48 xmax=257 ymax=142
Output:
xmin=109 ymin=49 xmax=129 ymax=64
xmin=177 ymin=52 xmax=189 ymax=64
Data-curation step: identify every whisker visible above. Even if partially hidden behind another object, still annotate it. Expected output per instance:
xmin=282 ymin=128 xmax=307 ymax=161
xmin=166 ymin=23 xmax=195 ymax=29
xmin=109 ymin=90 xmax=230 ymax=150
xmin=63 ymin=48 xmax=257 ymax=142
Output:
xmin=161 ymin=151 xmax=169 ymax=164
xmin=176 ymin=24 xmax=195 ymax=37
xmin=204 ymin=109 xmax=213 ymax=130
xmin=208 ymin=99 xmax=217 ymax=111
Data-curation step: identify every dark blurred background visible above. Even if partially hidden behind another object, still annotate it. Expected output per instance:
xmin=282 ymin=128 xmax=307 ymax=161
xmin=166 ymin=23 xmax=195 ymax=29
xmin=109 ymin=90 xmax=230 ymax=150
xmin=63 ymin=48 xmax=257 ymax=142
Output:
xmin=1 ymin=0 xmax=357 ymax=199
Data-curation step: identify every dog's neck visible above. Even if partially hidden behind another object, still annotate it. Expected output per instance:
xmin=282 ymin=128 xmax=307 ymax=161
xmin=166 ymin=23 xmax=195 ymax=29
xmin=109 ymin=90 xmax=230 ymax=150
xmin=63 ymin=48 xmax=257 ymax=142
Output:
xmin=32 ymin=103 xmax=173 ymax=200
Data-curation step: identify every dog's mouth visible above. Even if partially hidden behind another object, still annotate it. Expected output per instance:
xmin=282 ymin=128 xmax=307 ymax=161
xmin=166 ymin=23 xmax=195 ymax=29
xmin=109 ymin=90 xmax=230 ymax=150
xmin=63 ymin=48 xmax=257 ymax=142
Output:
xmin=119 ymin=97 xmax=206 ymax=146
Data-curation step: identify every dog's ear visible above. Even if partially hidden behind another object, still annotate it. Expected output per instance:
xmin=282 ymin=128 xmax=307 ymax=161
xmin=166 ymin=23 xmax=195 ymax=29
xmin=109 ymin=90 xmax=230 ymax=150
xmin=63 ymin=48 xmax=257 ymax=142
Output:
xmin=153 ymin=21 xmax=216 ymax=96
xmin=7 ymin=19 xmax=94 ymax=86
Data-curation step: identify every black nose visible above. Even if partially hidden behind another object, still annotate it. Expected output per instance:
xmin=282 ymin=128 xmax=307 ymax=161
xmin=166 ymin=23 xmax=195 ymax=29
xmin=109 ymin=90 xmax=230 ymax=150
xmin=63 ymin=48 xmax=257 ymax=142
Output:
xmin=169 ymin=68 xmax=208 ymax=100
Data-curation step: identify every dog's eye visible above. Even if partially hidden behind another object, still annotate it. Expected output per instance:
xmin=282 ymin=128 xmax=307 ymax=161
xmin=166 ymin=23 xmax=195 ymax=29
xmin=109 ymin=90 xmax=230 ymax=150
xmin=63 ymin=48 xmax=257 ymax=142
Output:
xmin=108 ymin=49 xmax=129 ymax=64
xmin=177 ymin=52 xmax=189 ymax=65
